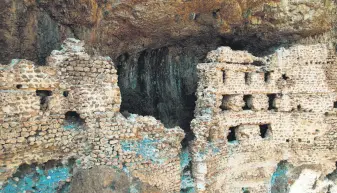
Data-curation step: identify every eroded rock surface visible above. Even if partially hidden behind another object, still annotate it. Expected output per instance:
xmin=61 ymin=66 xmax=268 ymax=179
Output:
xmin=0 ymin=0 xmax=335 ymax=64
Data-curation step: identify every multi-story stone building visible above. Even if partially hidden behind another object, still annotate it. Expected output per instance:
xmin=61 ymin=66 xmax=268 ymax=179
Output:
xmin=191 ymin=45 xmax=337 ymax=192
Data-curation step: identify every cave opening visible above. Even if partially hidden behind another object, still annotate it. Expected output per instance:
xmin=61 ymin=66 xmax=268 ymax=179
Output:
xmin=116 ymin=39 xmax=223 ymax=147
xmin=116 ymin=36 xmax=277 ymax=149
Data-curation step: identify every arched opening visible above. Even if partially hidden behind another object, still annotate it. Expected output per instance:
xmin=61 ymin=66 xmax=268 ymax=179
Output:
xmin=63 ymin=111 xmax=85 ymax=130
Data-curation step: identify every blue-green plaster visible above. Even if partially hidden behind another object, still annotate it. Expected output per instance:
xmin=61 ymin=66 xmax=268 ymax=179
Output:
xmin=180 ymin=173 xmax=195 ymax=193
xmin=63 ymin=124 xmax=77 ymax=130
xmin=270 ymin=161 xmax=290 ymax=193
xmin=180 ymin=149 xmax=191 ymax=169
xmin=228 ymin=140 xmax=239 ymax=145
xmin=180 ymin=148 xmax=196 ymax=193
xmin=0 ymin=59 xmax=21 ymax=71
xmin=1 ymin=166 xmax=71 ymax=193
xmin=129 ymin=182 xmax=140 ymax=193
xmin=121 ymin=138 xmax=165 ymax=164
xmin=207 ymin=142 xmax=220 ymax=154
xmin=63 ymin=122 xmax=83 ymax=131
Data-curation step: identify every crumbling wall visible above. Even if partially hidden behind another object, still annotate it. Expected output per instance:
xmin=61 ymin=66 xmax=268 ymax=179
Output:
xmin=2 ymin=38 xmax=337 ymax=193
xmin=191 ymin=44 xmax=337 ymax=192
xmin=0 ymin=39 xmax=184 ymax=193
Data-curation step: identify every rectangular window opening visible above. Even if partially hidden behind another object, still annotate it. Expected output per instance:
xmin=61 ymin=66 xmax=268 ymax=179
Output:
xmin=243 ymin=95 xmax=252 ymax=110
xmin=222 ymin=70 xmax=226 ymax=83
xmin=244 ymin=72 xmax=250 ymax=85
xmin=227 ymin=126 xmax=237 ymax=142
xmin=334 ymin=101 xmax=337 ymax=108
xmin=259 ymin=124 xmax=271 ymax=138
xmin=36 ymin=90 xmax=53 ymax=111
xmin=220 ymin=95 xmax=230 ymax=111
xmin=267 ymin=94 xmax=277 ymax=110
xmin=264 ymin=72 xmax=271 ymax=82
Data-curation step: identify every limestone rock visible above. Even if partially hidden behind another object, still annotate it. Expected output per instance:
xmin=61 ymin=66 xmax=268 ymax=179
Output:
xmin=0 ymin=0 xmax=335 ymax=64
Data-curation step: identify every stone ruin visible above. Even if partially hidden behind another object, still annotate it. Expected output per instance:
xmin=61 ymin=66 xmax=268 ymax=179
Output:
xmin=0 ymin=39 xmax=337 ymax=193
xmin=0 ymin=39 xmax=184 ymax=193
xmin=191 ymin=44 xmax=337 ymax=192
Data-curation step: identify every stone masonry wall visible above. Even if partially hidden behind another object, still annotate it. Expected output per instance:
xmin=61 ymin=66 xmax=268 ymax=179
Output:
xmin=0 ymin=39 xmax=184 ymax=192
xmin=191 ymin=45 xmax=337 ymax=192
xmin=2 ymin=38 xmax=337 ymax=193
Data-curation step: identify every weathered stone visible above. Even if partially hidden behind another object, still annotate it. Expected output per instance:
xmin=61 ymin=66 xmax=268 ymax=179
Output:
xmin=191 ymin=44 xmax=337 ymax=192
xmin=0 ymin=0 xmax=335 ymax=64
xmin=0 ymin=39 xmax=184 ymax=193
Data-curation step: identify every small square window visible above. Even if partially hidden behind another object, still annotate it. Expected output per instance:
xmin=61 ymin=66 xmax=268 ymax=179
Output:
xmin=63 ymin=91 xmax=69 ymax=97
xmin=259 ymin=124 xmax=271 ymax=138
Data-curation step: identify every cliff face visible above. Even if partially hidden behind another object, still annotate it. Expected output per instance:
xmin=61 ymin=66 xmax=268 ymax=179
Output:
xmin=1 ymin=1 xmax=337 ymax=193
xmin=0 ymin=0 xmax=335 ymax=64
xmin=2 ymin=0 xmax=333 ymax=136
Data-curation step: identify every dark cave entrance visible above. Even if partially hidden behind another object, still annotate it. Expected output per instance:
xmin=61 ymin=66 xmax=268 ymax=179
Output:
xmin=116 ymin=40 xmax=222 ymax=147
xmin=116 ymin=37 xmax=275 ymax=148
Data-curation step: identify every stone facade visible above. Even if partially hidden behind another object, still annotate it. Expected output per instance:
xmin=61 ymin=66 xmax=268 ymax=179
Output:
xmin=1 ymin=38 xmax=337 ymax=193
xmin=191 ymin=45 xmax=337 ymax=192
xmin=0 ymin=39 xmax=184 ymax=193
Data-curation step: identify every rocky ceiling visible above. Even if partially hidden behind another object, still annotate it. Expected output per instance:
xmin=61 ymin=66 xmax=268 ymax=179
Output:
xmin=0 ymin=0 xmax=335 ymax=64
